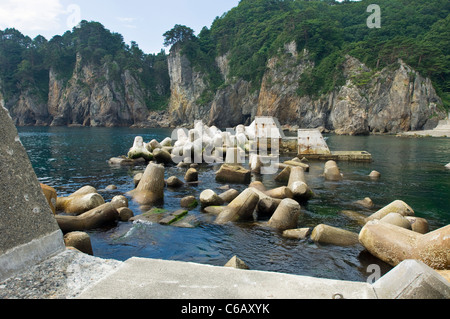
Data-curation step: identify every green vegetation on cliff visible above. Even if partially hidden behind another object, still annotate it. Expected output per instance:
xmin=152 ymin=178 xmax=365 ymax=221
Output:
xmin=1 ymin=0 xmax=448 ymax=114
xmin=165 ymin=0 xmax=449 ymax=108
xmin=0 ymin=21 xmax=170 ymax=110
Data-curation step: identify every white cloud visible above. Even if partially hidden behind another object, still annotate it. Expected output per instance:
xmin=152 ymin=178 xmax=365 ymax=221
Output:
xmin=0 ymin=0 xmax=65 ymax=33
xmin=117 ymin=17 xmax=137 ymax=29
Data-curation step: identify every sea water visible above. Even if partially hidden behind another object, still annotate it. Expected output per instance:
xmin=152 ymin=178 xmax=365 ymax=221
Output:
xmin=17 ymin=126 xmax=450 ymax=282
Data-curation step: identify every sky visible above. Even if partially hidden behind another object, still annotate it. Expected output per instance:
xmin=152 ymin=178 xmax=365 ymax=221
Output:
xmin=0 ymin=0 xmax=241 ymax=54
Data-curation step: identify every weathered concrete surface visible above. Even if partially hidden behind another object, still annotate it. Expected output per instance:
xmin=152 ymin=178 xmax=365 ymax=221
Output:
xmin=1 ymin=251 xmax=449 ymax=299
xmin=373 ymin=260 xmax=450 ymax=299
xmin=0 ymin=249 xmax=122 ymax=299
xmin=77 ymin=257 xmax=377 ymax=299
xmin=298 ymin=129 xmax=331 ymax=155
xmin=0 ymin=106 xmax=65 ymax=282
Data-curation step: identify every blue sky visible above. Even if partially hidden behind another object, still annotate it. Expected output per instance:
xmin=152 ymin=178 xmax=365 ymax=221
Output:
xmin=0 ymin=0 xmax=241 ymax=54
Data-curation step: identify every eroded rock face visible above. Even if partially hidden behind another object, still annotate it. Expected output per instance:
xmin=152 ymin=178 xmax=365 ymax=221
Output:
xmin=4 ymin=53 xmax=164 ymax=127
xmin=3 ymin=41 xmax=445 ymax=133
xmin=256 ymin=49 xmax=445 ymax=135
xmin=167 ymin=46 xmax=209 ymax=126
xmin=49 ymin=54 xmax=150 ymax=127
xmin=167 ymin=41 xmax=445 ymax=135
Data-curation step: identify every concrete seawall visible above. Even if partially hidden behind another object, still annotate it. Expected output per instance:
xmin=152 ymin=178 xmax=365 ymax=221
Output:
xmin=402 ymin=119 xmax=450 ymax=138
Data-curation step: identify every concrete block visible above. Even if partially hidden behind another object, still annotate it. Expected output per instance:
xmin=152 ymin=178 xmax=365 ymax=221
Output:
xmin=373 ymin=260 xmax=450 ymax=299
xmin=0 ymin=106 xmax=65 ymax=282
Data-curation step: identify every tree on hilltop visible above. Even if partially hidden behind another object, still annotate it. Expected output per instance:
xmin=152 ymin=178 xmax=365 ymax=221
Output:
xmin=163 ymin=24 xmax=195 ymax=48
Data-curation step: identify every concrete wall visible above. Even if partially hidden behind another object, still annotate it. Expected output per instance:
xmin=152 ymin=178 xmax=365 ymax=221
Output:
xmin=0 ymin=106 xmax=65 ymax=282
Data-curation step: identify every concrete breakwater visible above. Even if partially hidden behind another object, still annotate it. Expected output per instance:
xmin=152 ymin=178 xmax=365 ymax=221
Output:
xmin=45 ymin=120 xmax=450 ymax=280
xmin=1 ymin=103 xmax=449 ymax=298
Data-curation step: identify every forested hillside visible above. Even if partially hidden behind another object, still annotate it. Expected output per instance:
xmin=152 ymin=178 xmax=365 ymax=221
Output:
xmin=0 ymin=21 xmax=170 ymax=119
xmin=171 ymin=0 xmax=449 ymax=109
xmin=0 ymin=0 xmax=448 ymax=129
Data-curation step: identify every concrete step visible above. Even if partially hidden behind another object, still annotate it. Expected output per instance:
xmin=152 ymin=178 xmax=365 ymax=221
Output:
xmin=76 ymin=257 xmax=450 ymax=300
xmin=77 ymin=257 xmax=378 ymax=299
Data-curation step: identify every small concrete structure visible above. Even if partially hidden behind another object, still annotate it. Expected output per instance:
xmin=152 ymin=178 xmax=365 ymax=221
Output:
xmin=298 ymin=129 xmax=331 ymax=155
xmin=297 ymin=129 xmax=372 ymax=162
xmin=250 ymin=116 xmax=285 ymax=140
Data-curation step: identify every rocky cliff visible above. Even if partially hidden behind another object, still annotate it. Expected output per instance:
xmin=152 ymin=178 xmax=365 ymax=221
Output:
xmin=49 ymin=53 xmax=151 ymax=127
xmin=4 ymin=53 xmax=170 ymax=127
xmin=4 ymin=42 xmax=445 ymax=133
xmin=167 ymin=46 xmax=259 ymax=128
xmin=167 ymin=42 xmax=445 ymax=135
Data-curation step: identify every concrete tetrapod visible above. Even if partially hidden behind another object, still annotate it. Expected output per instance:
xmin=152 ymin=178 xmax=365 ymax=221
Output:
xmin=380 ymin=213 xmax=412 ymax=230
xmin=275 ymin=166 xmax=291 ymax=183
xmin=324 ymin=160 xmax=342 ymax=181
xmin=249 ymin=186 xmax=282 ymax=218
xmin=365 ymin=200 xmax=415 ymax=223
xmin=359 ymin=221 xmax=450 ymax=270
xmin=40 ymin=183 xmax=57 ymax=214
xmin=128 ymin=136 xmax=153 ymax=161
xmin=200 ymin=189 xmax=224 ymax=208
xmin=55 ymin=203 xmax=119 ymax=233
xmin=311 ymin=224 xmax=360 ymax=246
xmin=268 ymin=198 xmax=302 ymax=231
xmin=215 ymin=164 xmax=251 ymax=184
xmin=215 ymin=188 xmax=259 ymax=224
xmin=287 ymin=167 xmax=313 ymax=201
xmin=56 ymin=193 xmax=105 ymax=215
xmin=265 ymin=187 xmax=293 ymax=200
xmin=127 ymin=163 xmax=165 ymax=206
xmin=406 ymin=217 xmax=430 ymax=234
xmin=219 ymin=189 xmax=240 ymax=203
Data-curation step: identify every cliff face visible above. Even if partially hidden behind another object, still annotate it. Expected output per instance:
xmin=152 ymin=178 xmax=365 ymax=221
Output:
xmin=167 ymin=46 xmax=259 ymax=128
xmin=167 ymin=47 xmax=209 ymax=126
xmin=167 ymin=42 xmax=445 ymax=134
xmin=49 ymin=53 xmax=151 ymax=127
xmin=3 ymin=53 xmax=170 ymax=127
xmin=4 ymin=41 xmax=445 ymax=133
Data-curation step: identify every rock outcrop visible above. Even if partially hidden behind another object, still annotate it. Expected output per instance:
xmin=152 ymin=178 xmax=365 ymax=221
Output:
xmin=167 ymin=47 xmax=258 ymax=128
xmin=167 ymin=42 xmax=446 ymax=135
xmin=3 ymin=41 xmax=446 ymax=133
xmin=49 ymin=54 xmax=150 ymax=127
xmin=4 ymin=53 xmax=169 ymax=127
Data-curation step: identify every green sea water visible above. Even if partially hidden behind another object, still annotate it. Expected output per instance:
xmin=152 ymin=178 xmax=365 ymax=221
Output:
xmin=17 ymin=126 xmax=450 ymax=282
